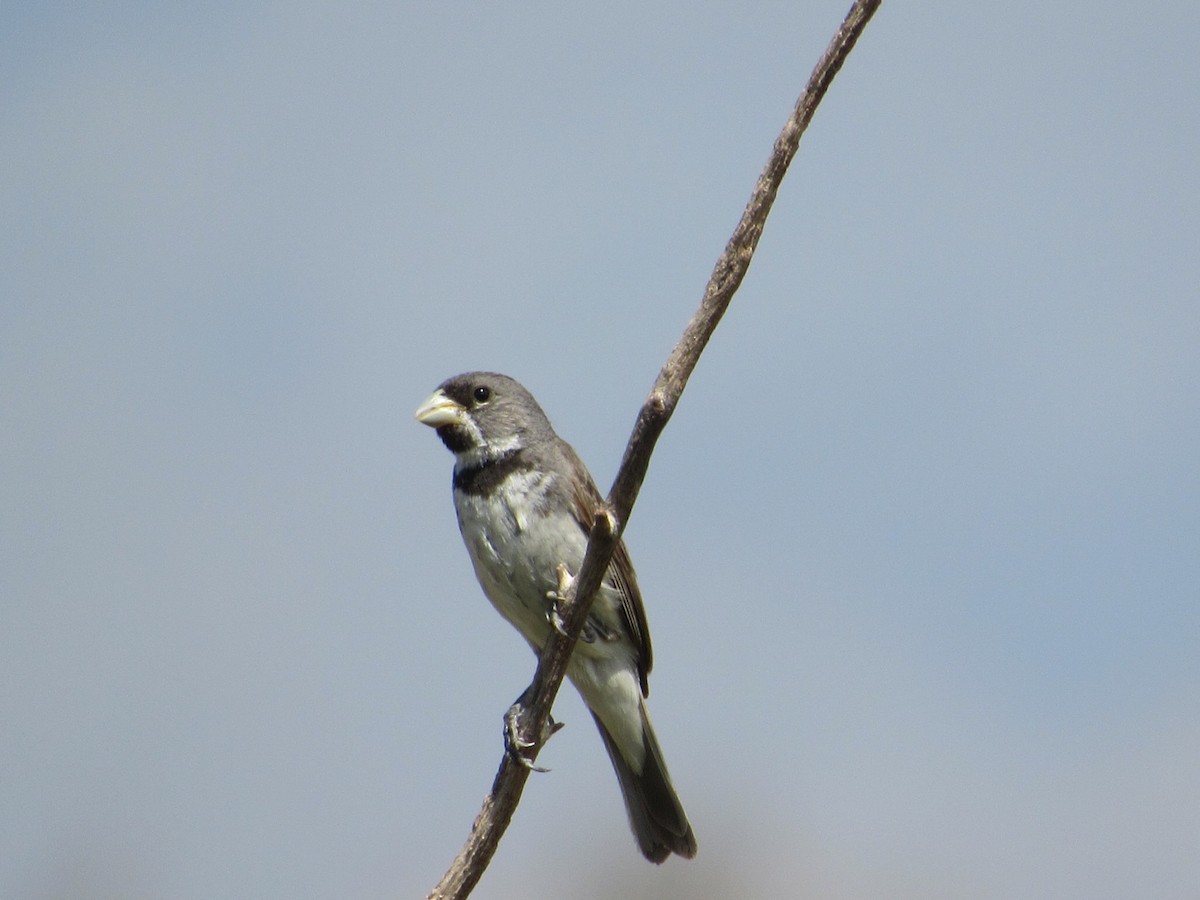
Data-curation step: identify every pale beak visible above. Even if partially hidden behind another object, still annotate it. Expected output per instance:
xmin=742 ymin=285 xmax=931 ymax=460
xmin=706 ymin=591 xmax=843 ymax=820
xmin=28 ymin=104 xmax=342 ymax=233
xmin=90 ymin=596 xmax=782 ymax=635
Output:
xmin=414 ymin=389 xmax=466 ymax=428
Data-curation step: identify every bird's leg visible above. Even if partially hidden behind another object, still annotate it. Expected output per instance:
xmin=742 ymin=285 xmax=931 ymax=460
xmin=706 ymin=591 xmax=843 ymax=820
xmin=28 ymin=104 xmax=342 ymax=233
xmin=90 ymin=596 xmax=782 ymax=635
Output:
xmin=506 ymin=564 xmax=573 ymax=769
xmin=503 ymin=684 xmax=565 ymax=773
xmin=547 ymin=563 xmax=576 ymax=637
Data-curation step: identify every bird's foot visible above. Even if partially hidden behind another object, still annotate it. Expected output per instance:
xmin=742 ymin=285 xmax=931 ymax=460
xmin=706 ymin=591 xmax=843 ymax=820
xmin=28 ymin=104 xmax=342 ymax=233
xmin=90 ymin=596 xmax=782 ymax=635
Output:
xmin=504 ymin=693 xmax=565 ymax=773
xmin=546 ymin=563 xmax=576 ymax=636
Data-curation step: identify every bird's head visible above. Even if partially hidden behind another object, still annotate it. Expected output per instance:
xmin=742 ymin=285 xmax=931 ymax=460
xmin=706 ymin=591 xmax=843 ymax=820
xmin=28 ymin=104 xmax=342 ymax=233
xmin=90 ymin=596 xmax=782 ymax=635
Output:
xmin=415 ymin=372 xmax=553 ymax=462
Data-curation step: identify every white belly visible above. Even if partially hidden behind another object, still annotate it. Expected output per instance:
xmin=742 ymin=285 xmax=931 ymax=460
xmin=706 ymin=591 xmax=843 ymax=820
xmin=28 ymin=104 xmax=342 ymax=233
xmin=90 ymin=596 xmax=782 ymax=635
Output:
xmin=453 ymin=471 xmax=586 ymax=649
xmin=452 ymin=473 xmax=646 ymax=760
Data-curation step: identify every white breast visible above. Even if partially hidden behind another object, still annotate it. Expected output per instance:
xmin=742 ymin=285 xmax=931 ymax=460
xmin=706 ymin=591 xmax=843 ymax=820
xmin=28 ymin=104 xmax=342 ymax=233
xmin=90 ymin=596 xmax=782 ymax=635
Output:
xmin=453 ymin=469 xmax=588 ymax=650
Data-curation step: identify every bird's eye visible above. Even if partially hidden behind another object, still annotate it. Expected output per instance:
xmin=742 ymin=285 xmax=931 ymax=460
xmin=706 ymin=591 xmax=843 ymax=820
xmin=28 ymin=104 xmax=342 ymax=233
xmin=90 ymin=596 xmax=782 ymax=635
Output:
xmin=473 ymin=386 xmax=491 ymax=404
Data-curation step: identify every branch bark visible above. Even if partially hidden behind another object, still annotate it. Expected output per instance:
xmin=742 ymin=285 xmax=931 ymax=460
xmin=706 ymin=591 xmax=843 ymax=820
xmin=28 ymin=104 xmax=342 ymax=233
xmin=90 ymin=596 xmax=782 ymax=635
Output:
xmin=428 ymin=2 xmax=882 ymax=896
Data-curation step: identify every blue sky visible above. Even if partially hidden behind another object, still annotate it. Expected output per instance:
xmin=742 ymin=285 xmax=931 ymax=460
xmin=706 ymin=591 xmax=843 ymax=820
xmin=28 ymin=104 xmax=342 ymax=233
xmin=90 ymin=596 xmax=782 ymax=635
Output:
xmin=3 ymin=2 xmax=1198 ymax=898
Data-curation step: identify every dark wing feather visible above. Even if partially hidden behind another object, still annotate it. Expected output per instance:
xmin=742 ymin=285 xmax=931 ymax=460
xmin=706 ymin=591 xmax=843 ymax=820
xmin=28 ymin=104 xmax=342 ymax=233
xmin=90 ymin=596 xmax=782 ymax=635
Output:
xmin=558 ymin=437 xmax=654 ymax=695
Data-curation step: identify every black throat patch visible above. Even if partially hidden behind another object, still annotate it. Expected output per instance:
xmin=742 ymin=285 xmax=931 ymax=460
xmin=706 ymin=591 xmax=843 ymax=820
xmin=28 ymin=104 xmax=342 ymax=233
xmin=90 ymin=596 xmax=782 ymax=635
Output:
xmin=453 ymin=447 xmax=535 ymax=497
xmin=436 ymin=425 xmax=474 ymax=454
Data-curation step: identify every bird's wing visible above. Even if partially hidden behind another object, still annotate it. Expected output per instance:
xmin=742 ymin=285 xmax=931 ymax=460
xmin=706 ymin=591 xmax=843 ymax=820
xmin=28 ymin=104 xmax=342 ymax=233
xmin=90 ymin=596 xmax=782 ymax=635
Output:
xmin=559 ymin=438 xmax=654 ymax=695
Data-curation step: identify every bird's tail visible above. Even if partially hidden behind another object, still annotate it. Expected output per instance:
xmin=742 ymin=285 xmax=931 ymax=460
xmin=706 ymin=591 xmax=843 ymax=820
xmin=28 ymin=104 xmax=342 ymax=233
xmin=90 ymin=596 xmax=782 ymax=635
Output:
xmin=591 ymin=705 xmax=697 ymax=863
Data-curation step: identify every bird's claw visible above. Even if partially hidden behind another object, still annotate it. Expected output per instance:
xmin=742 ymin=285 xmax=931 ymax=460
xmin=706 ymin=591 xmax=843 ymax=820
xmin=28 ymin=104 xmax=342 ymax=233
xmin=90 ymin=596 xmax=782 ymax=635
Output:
xmin=546 ymin=563 xmax=576 ymax=636
xmin=548 ymin=605 xmax=568 ymax=637
xmin=504 ymin=700 xmax=565 ymax=773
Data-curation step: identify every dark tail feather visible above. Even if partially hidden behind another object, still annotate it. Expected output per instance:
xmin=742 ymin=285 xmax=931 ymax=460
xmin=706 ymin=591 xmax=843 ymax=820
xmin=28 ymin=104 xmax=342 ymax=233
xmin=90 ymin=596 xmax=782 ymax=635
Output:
xmin=592 ymin=709 xmax=697 ymax=863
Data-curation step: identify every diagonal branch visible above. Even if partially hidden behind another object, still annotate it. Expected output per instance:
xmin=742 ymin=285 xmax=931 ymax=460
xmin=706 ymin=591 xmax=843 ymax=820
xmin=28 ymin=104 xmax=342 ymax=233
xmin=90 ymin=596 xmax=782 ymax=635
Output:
xmin=428 ymin=2 xmax=882 ymax=896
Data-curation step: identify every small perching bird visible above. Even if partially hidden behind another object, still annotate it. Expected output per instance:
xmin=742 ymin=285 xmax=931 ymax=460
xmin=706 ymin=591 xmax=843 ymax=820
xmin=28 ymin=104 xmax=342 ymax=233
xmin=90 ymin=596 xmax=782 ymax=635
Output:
xmin=415 ymin=371 xmax=696 ymax=863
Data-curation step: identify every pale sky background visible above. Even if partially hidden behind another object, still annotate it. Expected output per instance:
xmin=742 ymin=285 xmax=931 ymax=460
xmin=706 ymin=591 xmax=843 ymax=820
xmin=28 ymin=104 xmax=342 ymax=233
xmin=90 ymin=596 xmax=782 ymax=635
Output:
xmin=3 ymin=2 xmax=1199 ymax=898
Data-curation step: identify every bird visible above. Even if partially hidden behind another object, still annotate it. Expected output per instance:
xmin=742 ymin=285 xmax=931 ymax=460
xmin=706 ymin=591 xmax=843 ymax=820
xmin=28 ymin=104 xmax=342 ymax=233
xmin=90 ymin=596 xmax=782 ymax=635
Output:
xmin=415 ymin=371 xmax=697 ymax=863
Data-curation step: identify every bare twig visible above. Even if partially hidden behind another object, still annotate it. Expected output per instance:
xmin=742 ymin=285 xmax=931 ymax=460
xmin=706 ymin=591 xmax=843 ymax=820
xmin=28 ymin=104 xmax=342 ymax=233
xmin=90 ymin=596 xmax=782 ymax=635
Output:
xmin=427 ymin=2 xmax=882 ymax=896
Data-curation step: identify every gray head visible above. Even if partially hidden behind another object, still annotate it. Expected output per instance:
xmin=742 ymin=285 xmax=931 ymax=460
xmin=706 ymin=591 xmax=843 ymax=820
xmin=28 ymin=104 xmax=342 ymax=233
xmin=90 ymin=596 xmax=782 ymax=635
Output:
xmin=414 ymin=372 xmax=556 ymax=460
